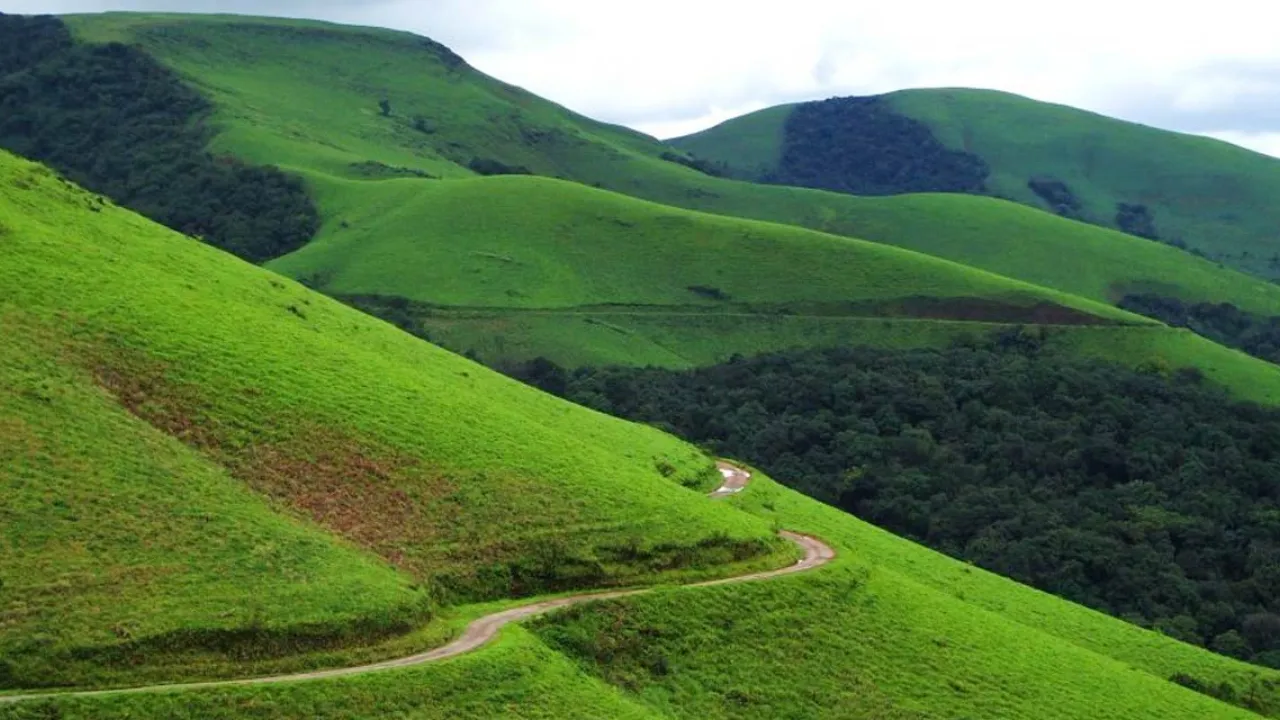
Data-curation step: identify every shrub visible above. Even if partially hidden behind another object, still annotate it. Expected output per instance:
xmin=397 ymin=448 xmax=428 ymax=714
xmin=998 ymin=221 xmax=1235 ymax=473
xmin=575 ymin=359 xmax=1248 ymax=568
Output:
xmin=467 ymin=157 xmax=533 ymax=176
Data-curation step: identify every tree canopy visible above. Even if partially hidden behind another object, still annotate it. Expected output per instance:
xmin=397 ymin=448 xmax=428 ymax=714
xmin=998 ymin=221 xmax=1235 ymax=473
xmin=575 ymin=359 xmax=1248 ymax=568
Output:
xmin=767 ymin=96 xmax=990 ymax=195
xmin=0 ymin=13 xmax=318 ymax=263
xmin=504 ymin=335 xmax=1280 ymax=669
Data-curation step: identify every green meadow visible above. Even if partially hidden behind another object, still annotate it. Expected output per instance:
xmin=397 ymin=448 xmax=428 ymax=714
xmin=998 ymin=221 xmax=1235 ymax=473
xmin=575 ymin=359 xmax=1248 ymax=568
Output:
xmin=0 ymin=149 xmax=791 ymax=688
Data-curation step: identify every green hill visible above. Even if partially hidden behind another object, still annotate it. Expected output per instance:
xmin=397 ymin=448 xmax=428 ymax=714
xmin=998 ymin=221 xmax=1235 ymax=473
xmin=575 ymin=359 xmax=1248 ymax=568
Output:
xmin=263 ymin=172 xmax=1280 ymax=405
xmin=0 ymin=149 xmax=793 ymax=689
xmin=4 ymin=13 xmax=1280 ymax=720
xmin=4 ymin=151 xmax=1278 ymax=718
xmin=12 ymin=470 xmax=1279 ymax=718
xmin=671 ymin=88 xmax=1280 ymax=280
xmin=50 ymin=13 xmax=1280 ymax=319
xmin=269 ymin=173 xmax=1136 ymax=319
xmin=49 ymin=12 xmax=1280 ymax=401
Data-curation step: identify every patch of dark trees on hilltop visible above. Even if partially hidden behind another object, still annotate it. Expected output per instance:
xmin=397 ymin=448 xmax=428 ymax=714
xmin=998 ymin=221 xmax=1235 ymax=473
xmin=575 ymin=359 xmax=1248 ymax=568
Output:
xmin=0 ymin=13 xmax=318 ymax=263
xmin=1116 ymin=202 xmax=1159 ymax=240
xmin=1121 ymin=294 xmax=1280 ymax=366
xmin=660 ymin=151 xmax=728 ymax=178
xmin=467 ymin=157 xmax=533 ymax=176
xmin=766 ymin=96 xmax=990 ymax=195
xmin=501 ymin=333 xmax=1280 ymax=670
xmin=1027 ymin=176 xmax=1085 ymax=220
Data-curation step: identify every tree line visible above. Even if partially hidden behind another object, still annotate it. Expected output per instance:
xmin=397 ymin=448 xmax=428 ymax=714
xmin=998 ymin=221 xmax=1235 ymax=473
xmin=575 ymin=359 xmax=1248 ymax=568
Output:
xmin=0 ymin=13 xmax=318 ymax=263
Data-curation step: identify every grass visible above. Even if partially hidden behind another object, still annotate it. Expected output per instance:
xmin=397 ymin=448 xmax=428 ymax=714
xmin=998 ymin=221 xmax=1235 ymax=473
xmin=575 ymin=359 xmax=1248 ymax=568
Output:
xmin=20 ymin=471 xmax=1278 ymax=718
xmin=0 ymin=631 xmax=663 ymax=719
xmin=0 ymin=149 xmax=793 ymax=688
xmin=64 ymin=13 xmax=1280 ymax=318
xmin=268 ymin=173 xmax=1136 ymax=321
xmin=2 ymin=15 xmax=1277 ymax=719
xmin=529 ymin=471 xmax=1280 ymax=719
xmin=412 ymin=311 xmax=1017 ymax=369
xmin=890 ymin=88 xmax=1280 ymax=277
xmin=423 ymin=312 xmax=1280 ymax=405
xmin=672 ymin=87 xmax=1280 ymax=280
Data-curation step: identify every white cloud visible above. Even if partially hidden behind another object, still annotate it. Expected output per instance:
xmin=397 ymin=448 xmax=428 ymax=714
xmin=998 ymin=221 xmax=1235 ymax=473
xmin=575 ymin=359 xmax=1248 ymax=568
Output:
xmin=11 ymin=0 xmax=1280 ymax=153
xmin=1203 ymin=131 xmax=1280 ymax=159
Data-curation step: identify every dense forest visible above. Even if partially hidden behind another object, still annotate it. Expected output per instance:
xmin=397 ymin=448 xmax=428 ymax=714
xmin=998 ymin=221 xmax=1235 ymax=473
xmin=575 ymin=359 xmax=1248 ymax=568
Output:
xmin=766 ymin=96 xmax=990 ymax=195
xmin=0 ymin=13 xmax=317 ymax=263
xmin=1121 ymin=294 xmax=1280 ymax=366
xmin=503 ymin=334 xmax=1280 ymax=668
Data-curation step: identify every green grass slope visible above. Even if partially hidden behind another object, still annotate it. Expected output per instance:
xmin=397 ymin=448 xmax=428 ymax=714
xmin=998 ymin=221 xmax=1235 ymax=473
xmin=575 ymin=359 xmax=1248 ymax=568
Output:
xmin=531 ymin=472 xmax=1280 ymax=719
xmin=892 ymin=88 xmax=1280 ymax=276
xmin=673 ymin=88 xmax=1280 ymax=279
xmin=63 ymin=14 xmax=1280 ymax=317
xmin=268 ymin=174 xmax=1134 ymax=320
xmin=670 ymin=103 xmax=795 ymax=180
xmin=0 ymin=149 xmax=792 ymax=688
xmin=66 ymin=12 xmax=675 ymax=186
xmin=14 ymin=471 xmax=1277 ymax=719
xmin=263 ymin=172 xmax=1280 ymax=405
xmin=415 ymin=313 xmax=1280 ymax=406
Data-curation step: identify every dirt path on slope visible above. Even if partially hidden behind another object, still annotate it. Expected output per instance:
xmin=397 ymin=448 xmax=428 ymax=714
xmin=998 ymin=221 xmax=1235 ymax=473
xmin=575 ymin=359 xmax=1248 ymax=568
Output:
xmin=712 ymin=460 xmax=751 ymax=496
xmin=0 ymin=463 xmax=834 ymax=705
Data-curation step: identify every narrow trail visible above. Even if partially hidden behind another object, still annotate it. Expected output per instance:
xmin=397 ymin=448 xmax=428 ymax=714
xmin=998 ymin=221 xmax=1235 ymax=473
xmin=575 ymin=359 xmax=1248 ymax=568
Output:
xmin=0 ymin=463 xmax=834 ymax=705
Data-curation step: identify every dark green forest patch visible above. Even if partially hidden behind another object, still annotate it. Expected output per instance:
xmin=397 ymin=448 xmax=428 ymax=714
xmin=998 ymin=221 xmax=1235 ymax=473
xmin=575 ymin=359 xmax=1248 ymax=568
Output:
xmin=1116 ymin=202 xmax=1159 ymax=241
xmin=766 ymin=96 xmax=989 ymax=195
xmin=1121 ymin=294 xmax=1280 ymax=366
xmin=889 ymin=297 xmax=1117 ymax=325
xmin=0 ymin=13 xmax=318 ymax=263
xmin=504 ymin=335 xmax=1280 ymax=670
xmin=1027 ymin=176 xmax=1084 ymax=220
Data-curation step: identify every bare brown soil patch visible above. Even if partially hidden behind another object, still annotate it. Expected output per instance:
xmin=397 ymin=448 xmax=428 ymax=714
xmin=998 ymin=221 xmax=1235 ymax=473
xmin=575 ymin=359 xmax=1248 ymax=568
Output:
xmin=79 ymin=340 xmax=449 ymax=575
xmin=894 ymin=297 xmax=1118 ymax=325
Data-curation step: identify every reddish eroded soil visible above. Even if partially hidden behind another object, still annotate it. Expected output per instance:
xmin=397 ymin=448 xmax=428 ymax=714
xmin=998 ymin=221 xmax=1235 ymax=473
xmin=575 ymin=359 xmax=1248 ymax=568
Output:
xmin=893 ymin=297 xmax=1120 ymax=325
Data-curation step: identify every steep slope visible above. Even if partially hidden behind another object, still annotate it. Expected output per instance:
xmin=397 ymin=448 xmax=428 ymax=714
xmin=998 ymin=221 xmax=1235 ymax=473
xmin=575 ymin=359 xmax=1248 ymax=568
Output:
xmin=0 ymin=149 xmax=789 ymax=689
xmin=672 ymin=88 xmax=1280 ymax=279
xmin=10 ymin=471 xmax=1276 ymax=719
xmin=534 ymin=473 xmax=1280 ymax=719
xmin=58 ymin=14 xmax=1280 ymax=316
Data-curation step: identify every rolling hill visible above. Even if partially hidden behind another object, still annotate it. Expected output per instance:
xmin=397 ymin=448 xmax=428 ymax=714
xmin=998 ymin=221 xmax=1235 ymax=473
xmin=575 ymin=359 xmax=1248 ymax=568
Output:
xmin=263 ymin=171 xmax=1280 ymax=404
xmin=0 ymin=148 xmax=792 ymax=689
xmin=671 ymin=88 xmax=1280 ymax=280
xmin=47 ymin=13 xmax=1280 ymax=318
xmin=7 ymin=10 xmax=1263 ymax=406
xmin=1 ymin=102 xmax=1278 ymax=720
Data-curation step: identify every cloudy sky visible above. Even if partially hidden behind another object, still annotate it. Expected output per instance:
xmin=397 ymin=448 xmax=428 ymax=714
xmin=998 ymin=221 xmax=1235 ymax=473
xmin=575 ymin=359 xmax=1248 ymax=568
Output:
xmin=12 ymin=0 xmax=1280 ymax=155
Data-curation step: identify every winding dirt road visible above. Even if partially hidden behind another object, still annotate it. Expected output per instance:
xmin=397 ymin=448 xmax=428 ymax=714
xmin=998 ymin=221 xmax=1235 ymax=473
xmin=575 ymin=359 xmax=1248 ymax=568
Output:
xmin=0 ymin=463 xmax=834 ymax=705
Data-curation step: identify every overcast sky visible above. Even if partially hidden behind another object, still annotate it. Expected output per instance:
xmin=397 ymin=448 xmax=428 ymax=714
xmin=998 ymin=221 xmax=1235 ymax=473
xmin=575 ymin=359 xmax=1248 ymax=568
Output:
xmin=11 ymin=0 xmax=1280 ymax=156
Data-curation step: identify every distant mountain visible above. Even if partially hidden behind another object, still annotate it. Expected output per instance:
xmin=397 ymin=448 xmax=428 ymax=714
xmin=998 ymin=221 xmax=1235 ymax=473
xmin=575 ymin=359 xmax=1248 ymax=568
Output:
xmin=10 ymin=13 xmax=1271 ymax=319
xmin=671 ymin=88 xmax=1280 ymax=281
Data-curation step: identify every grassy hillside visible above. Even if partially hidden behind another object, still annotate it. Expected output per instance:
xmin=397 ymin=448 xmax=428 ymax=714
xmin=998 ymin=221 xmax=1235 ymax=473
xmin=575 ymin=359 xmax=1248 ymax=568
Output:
xmin=534 ymin=473 xmax=1280 ymax=719
xmin=269 ymin=174 xmax=1134 ymax=319
xmin=672 ymin=88 xmax=1280 ymax=279
xmin=0 ymin=149 xmax=793 ymax=688
xmin=263 ymin=171 xmax=1280 ymax=404
xmin=13 ymin=471 xmax=1276 ymax=719
xmin=62 ymin=14 xmax=1280 ymax=318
